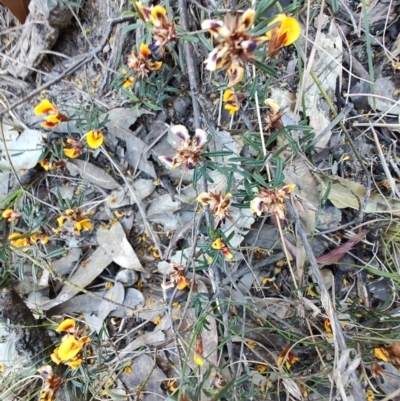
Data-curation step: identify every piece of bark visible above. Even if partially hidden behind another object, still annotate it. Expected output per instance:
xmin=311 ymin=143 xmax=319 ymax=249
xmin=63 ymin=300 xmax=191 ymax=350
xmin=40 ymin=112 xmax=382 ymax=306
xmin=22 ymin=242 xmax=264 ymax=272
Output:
xmin=0 ymin=0 xmax=30 ymax=23
xmin=4 ymin=0 xmax=73 ymax=79
xmin=0 ymin=288 xmax=53 ymax=365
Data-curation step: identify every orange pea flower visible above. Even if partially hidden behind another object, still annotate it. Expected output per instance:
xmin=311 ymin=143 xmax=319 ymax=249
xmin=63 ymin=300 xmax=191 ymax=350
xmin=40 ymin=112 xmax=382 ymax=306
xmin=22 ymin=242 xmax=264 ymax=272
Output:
xmin=34 ymin=99 xmax=68 ymax=129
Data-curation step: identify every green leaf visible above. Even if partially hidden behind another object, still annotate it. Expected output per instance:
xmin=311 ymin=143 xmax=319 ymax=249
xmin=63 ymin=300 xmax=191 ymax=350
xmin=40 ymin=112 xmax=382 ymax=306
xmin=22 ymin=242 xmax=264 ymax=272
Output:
xmin=142 ymin=101 xmax=163 ymax=111
xmin=179 ymin=34 xmax=199 ymax=43
xmin=202 ymin=151 xmax=233 ymax=157
xmin=271 ymin=158 xmax=283 ymax=187
xmin=255 ymin=0 xmax=280 ymax=19
xmin=121 ymin=10 xmax=136 ymax=17
xmin=253 ymin=59 xmax=276 ymax=76
xmin=252 ymin=172 xmax=268 ymax=187
xmin=121 ymin=23 xmax=142 ymax=33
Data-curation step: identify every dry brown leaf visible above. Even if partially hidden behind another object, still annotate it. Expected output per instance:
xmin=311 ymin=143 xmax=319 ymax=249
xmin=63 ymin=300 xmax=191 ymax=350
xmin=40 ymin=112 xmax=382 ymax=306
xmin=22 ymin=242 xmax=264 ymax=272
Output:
xmin=318 ymin=175 xmax=400 ymax=215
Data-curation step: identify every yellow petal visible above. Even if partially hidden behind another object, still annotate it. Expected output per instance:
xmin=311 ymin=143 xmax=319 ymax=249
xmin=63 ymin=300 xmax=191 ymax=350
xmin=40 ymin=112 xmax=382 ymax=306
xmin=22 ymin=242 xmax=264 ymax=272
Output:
xmin=239 ymin=9 xmax=255 ymax=31
xmin=212 ymin=238 xmax=224 ymax=250
xmin=224 ymin=103 xmax=239 ymax=115
xmin=57 ymin=216 xmax=67 ymax=227
xmin=67 ymin=358 xmax=82 ymax=369
xmin=56 ymin=319 xmax=76 ymax=333
xmin=177 ymin=276 xmax=187 ymax=290
xmin=50 ymin=348 xmax=62 ymax=364
xmin=40 ymin=159 xmax=51 ymax=170
xmin=31 ymin=233 xmax=49 ymax=245
xmin=77 ymin=218 xmax=92 ymax=231
xmin=123 ymin=77 xmax=133 ymax=88
xmin=34 ymin=99 xmax=56 ymax=115
xmin=250 ymin=198 xmax=264 ymax=216
xmin=223 ymin=89 xmax=235 ymax=102
xmin=86 ymin=130 xmax=104 ymax=149
xmin=135 ymin=2 xmax=152 ymax=21
xmin=140 ymin=43 xmax=151 ymax=58
xmin=150 ymin=5 xmax=167 ymax=23
xmin=266 ymin=14 xmax=301 ymax=46
xmin=264 ymin=98 xmax=281 ymax=114
xmin=374 ymin=347 xmax=389 ymax=362
xmin=265 ymin=14 xmax=286 ymax=41
xmin=222 ymin=247 xmax=234 ymax=260
xmin=41 ymin=113 xmax=62 ymax=128
xmin=2 ymin=209 xmax=14 ymax=219
xmin=279 ymin=15 xmax=301 ymax=46
xmin=64 ymin=148 xmax=80 ymax=158
xmin=147 ymin=60 xmax=163 ymax=71
xmin=201 ymin=19 xmax=225 ymax=36
xmin=227 ymin=64 xmax=244 ymax=87
xmin=197 ymin=192 xmax=212 ymax=206
xmin=194 ymin=353 xmax=204 ymax=366
xmin=58 ymin=336 xmax=82 ymax=361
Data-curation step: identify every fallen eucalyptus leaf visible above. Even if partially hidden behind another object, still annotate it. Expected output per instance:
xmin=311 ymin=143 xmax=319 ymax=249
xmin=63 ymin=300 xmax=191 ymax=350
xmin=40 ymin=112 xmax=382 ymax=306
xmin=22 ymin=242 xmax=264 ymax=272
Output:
xmin=52 ymin=247 xmax=82 ymax=275
xmin=110 ymin=331 xmax=165 ymax=364
xmin=0 ymin=128 xmax=45 ymax=170
xmin=318 ymin=175 xmax=400 ymax=215
xmin=97 ymin=221 xmax=145 ymax=272
xmin=119 ymin=354 xmax=167 ymax=401
xmin=41 ymin=247 xmax=113 ymax=310
xmin=105 ymin=108 xmax=156 ymax=178
xmin=105 ymin=180 xmax=155 ymax=209
xmin=67 ymin=159 xmax=120 ymax=190
xmin=98 ymin=282 xmax=125 ymax=321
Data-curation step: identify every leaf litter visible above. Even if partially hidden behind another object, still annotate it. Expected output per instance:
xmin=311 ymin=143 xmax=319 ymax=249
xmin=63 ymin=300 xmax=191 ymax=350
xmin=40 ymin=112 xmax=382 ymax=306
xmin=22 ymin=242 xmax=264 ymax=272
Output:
xmin=1 ymin=0 xmax=400 ymax=400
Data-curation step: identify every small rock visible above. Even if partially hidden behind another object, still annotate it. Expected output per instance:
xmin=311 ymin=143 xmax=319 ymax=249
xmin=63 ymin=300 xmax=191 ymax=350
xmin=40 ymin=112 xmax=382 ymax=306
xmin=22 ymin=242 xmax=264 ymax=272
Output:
xmin=115 ymin=269 xmax=139 ymax=287
xmin=369 ymin=278 xmax=393 ymax=301
xmin=316 ymin=205 xmax=342 ymax=230
xmin=335 ymin=254 xmax=356 ymax=274
xmin=173 ymin=96 xmax=191 ymax=119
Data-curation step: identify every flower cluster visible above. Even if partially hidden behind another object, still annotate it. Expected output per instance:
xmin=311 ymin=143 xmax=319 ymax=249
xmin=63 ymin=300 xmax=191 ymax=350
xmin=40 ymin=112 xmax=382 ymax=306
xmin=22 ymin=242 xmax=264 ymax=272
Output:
xmin=202 ymin=9 xmax=259 ymax=87
xmin=38 ymin=365 xmax=63 ymax=401
xmin=374 ymin=343 xmax=400 ymax=364
xmin=197 ymin=191 xmax=232 ymax=227
xmin=162 ymin=261 xmax=187 ymax=290
xmin=212 ymin=238 xmax=233 ymax=260
xmin=2 ymin=209 xmax=21 ymax=222
xmin=159 ymin=125 xmax=208 ymax=170
xmin=51 ymin=319 xmax=91 ymax=370
xmin=8 ymin=231 xmax=49 ymax=247
xmin=34 ymin=99 xmax=67 ymax=129
xmin=56 ymin=209 xmax=93 ymax=235
xmin=63 ymin=131 xmax=103 ymax=159
xmin=123 ymin=43 xmax=162 ymax=87
xmin=39 ymin=159 xmax=67 ymax=171
xmin=277 ymin=346 xmax=299 ymax=370
xmin=250 ymin=184 xmax=295 ymax=220
xmin=135 ymin=2 xmax=176 ymax=55
xmin=265 ymin=14 xmax=301 ymax=58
